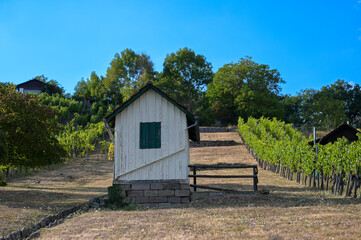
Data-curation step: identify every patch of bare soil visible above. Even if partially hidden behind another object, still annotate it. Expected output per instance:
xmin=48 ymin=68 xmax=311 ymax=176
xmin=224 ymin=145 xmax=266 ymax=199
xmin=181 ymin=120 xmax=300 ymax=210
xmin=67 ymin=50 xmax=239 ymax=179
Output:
xmin=0 ymin=155 xmax=113 ymax=236
xmin=37 ymin=130 xmax=361 ymax=240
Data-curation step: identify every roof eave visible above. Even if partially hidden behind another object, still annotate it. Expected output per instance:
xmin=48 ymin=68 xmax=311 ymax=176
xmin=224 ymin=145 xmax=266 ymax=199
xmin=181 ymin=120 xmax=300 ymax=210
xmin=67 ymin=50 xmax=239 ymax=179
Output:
xmin=104 ymin=83 xmax=196 ymax=124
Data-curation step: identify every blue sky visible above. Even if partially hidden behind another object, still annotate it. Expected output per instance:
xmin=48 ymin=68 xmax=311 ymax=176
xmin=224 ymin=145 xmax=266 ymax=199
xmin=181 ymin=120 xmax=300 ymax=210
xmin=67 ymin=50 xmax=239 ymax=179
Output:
xmin=0 ymin=0 xmax=360 ymax=95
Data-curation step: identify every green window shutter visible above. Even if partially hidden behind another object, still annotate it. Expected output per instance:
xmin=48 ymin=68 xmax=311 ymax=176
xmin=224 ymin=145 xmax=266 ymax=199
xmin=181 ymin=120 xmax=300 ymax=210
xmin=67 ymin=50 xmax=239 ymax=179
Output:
xmin=140 ymin=122 xmax=161 ymax=149
xmin=140 ymin=123 xmax=147 ymax=149
xmin=154 ymin=122 xmax=161 ymax=148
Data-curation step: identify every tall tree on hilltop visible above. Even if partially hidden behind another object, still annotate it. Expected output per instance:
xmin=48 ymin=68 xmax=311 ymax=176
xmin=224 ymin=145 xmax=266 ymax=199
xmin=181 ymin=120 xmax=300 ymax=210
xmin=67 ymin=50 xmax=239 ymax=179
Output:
xmin=74 ymin=72 xmax=105 ymax=102
xmin=103 ymin=49 xmax=156 ymax=105
xmin=156 ymin=47 xmax=213 ymax=112
xmin=286 ymin=80 xmax=359 ymax=130
xmin=74 ymin=78 xmax=91 ymax=100
xmin=207 ymin=57 xmax=284 ymax=123
xmin=303 ymin=89 xmax=347 ymax=130
xmin=347 ymin=84 xmax=361 ymax=126
xmin=322 ymin=80 xmax=361 ymax=127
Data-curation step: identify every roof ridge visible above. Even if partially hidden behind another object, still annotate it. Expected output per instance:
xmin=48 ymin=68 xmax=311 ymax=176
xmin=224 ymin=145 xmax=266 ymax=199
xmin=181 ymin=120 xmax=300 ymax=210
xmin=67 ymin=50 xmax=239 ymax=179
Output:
xmin=104 ymin=83 xmax=196 ymax=123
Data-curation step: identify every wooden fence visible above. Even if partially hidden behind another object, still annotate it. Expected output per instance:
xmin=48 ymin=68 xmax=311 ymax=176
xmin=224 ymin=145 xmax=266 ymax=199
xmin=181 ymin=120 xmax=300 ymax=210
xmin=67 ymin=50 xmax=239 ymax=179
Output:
xmin=188 ymin=164 xmax=258 ymax=192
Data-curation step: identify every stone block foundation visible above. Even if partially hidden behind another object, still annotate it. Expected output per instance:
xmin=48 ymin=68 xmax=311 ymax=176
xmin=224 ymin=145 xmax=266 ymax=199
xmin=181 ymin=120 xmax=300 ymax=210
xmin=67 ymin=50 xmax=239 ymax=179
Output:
xmin=113 ymin=179 xmax=190 ymax=207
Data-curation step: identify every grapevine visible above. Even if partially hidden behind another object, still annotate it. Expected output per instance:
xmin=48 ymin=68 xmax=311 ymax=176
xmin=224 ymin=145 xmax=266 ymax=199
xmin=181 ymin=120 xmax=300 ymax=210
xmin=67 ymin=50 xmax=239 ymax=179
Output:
xmin=239 ymin=117 xmax=361 ymax=197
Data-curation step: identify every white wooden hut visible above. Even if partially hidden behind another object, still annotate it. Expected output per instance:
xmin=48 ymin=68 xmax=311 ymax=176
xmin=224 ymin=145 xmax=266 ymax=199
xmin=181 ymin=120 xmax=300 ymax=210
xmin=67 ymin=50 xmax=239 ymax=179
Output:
xmin=104 ymin=82 xmax=199 ymax=206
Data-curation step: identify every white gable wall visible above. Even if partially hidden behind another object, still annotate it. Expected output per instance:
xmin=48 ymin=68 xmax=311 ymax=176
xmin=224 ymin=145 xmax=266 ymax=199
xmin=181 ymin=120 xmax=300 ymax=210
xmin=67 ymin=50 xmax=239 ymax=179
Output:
xmin=114 ymin=89 xmax=190 ymax=181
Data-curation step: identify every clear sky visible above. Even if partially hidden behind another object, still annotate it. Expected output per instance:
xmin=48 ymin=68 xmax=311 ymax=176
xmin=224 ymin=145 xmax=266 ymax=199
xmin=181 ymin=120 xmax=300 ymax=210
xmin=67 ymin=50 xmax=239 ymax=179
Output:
xmin=0 ymin=0 xmax=360 ymax=95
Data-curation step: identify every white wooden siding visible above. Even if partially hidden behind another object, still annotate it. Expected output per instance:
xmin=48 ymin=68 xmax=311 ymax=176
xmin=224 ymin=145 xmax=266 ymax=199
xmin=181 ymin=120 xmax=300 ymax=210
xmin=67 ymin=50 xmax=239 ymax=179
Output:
xmin=114 ymin=89 xmax=190 ymax=181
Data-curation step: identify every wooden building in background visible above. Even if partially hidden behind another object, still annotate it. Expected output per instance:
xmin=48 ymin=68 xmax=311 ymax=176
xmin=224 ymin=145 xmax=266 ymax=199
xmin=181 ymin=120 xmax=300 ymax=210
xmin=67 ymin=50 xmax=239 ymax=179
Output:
xmin=16 ymin=79 xmax=46 ymax=94
xmin=309 ymin=123 xmax=360 ymax=146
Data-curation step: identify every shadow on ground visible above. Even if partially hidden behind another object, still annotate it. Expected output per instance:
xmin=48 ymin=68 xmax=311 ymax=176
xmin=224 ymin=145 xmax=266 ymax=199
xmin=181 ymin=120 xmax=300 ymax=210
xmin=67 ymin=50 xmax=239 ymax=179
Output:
xmin=191 ymin=140 xmax=243 ymax=148
xmin=0 ymin=187 xmax=107 ymax=210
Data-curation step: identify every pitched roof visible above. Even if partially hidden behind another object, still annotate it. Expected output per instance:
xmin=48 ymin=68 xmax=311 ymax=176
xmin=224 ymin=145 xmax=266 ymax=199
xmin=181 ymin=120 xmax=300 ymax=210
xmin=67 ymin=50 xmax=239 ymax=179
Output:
xmin=16 ymin=79 xmax=46 ymax=90
xmin=104 ymin=82 xmax=200 ymax=143
xmin=309 ymin=122 xmax=359 ymax=146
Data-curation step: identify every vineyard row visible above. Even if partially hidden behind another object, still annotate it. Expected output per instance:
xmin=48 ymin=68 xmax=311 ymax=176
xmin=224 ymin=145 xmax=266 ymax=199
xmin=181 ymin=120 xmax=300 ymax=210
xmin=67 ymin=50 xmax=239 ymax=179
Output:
xmin=238 ymin=117 xmax=361 ymax=198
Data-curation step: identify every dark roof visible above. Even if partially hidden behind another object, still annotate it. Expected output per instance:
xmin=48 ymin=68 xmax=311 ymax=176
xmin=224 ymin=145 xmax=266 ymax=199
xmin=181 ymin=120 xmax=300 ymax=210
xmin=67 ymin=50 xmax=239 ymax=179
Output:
xmin=16 ymin=79 xmax=46 ymax=90
xmin=104 ymin=82 xmax=200 ymax=143
xmin=309 ymin=123 xmax=360 ymax=146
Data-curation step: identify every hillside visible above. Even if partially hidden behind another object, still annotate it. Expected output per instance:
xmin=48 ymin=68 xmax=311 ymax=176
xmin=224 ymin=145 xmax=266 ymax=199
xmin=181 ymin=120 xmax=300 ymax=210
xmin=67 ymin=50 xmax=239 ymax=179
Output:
xmin=0 ymin=156 xmax=113 ymax=237
xmin=32 ymin=128 xmax=361 ymax=240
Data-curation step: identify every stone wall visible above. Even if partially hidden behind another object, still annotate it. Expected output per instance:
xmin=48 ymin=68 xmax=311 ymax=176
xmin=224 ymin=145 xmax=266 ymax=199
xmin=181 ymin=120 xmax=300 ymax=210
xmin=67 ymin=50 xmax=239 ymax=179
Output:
xmin=113 ymin=179 xmax=190 ymax=207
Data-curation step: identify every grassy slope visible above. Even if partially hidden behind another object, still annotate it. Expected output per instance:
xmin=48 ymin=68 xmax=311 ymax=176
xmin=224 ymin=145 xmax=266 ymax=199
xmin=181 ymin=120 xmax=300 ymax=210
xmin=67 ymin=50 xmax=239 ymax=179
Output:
xmin=38 ymin=131 xmax=361 ymax=240
xmin=0 ymin=156 xmax=113 ymax=236
xmin=2 ymin=131 xmax=361 ymax=239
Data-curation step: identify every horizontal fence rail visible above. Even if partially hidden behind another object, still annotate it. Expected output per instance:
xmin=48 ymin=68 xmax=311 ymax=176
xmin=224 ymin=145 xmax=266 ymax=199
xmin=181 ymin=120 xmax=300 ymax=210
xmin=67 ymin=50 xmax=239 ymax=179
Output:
xmin=188 ymin=164 xmax=258 ymax=192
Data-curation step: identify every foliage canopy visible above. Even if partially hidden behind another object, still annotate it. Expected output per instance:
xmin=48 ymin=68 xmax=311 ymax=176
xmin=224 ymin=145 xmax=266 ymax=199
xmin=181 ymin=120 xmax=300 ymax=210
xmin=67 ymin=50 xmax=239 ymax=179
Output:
xmin=156 ymin=47 xmax=213 ymax=112
xmin=207 ymin=57 xmax=285 ymax=123
xmin=0 ymin=85 xmax=66 ymax=167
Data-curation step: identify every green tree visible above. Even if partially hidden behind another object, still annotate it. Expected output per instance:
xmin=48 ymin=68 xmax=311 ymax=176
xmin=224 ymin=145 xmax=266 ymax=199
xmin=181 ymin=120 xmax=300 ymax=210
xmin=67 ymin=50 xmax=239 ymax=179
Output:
xmin=35 ymin=75 xmax=65 ymax=96
xmin=312 ymin=91 xmax=348 ymax=130
xmin=0 ymin=84 xmax=66 ymax=167
xmin=282 ymin=94 xmax=303 ymax=126
xmin=156 ymin=47 xmax=213 ymax=112
xmin=293 ymin=88 xmax=348 ymax=130
xmin=103 ymin=49 xmax=156 ymax=105
xmin=347 ymin=84 xmax=361 ymax=127
xmin=74 ymin=72 xmax=106 ymax=103
xmin=291 ymin=80 xmax=356 ymax=130
xmin=74 ymin=78 xmax=91 ymax=100
xmin=321 ymin=80 xmax=361 ymax=127
xmin=0 ymin=131 xmax=7 ymax=164
xmin=207 ymin=57 xmax=284 ymax=123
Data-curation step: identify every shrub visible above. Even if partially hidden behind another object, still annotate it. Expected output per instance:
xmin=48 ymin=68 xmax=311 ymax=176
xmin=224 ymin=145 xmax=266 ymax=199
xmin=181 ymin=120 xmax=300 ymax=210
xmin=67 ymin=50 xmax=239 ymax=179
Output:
xmin=105 ymin=185 xmax=129 ymax=209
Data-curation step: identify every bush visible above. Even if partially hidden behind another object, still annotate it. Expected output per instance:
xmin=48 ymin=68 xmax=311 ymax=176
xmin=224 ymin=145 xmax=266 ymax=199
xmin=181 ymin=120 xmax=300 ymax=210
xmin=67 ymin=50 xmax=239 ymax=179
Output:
xmin=0 ymin=175 xmax=7 ymax=186
xmin=0 ymin=131 xmax=7 ymax=164
xmin=0 ymin=180 xmax=6 ymax=186
xmin=0 ymin=85 xmax=66 ymax=168
xmin=68 ymin=100 xmax=83 ymax=113
xmin=105 ymin=185 xmax=129 ymax=208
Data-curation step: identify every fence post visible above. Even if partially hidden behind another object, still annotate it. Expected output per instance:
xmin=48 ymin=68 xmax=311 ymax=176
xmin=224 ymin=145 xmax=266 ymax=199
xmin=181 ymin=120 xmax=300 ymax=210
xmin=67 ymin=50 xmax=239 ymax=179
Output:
xmin=253 ymin=167 xmax=258 ymax=192
xmin=193 ymin=167 xmax=197 ymax=192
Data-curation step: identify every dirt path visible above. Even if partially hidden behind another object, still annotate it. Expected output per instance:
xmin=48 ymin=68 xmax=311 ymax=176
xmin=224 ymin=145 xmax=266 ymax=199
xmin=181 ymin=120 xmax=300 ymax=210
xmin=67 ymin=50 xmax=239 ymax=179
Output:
xmin=36 ymin=129 xmax=361 ymax=240
xmin=0 ymin=155 xmax=113 ymax=236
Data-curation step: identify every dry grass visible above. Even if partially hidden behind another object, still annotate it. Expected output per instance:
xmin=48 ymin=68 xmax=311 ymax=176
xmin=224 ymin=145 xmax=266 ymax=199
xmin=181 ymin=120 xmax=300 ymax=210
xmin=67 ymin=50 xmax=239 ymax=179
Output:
xmin=37 ymin=131 xmax=361 ymax=240
xmin=38 ymin=199 xmax=361 ymax=240
xmin=3 ymin=131 xmax=361 ymax=239
xmin=0 ymin=155 xmax=113 ymax=236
